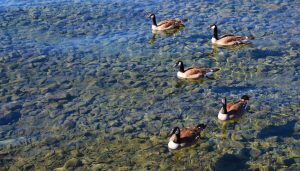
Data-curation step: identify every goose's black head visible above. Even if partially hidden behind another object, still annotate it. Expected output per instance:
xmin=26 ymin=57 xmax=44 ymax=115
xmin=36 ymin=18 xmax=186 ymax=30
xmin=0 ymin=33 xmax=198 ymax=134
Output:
xmin=221 ymin=97 xmax=227 ymax=105
xmin=148 ymin=13 xmax=157 ymax=26
xmin=174 ymin=61 xmax=184 ymax=72
xmin=148 ymin=13 xmax=156 ymax=19
xmin=209 ymin=23 xmax=217 ymax=29
xmin=241 ymin=95 xmax=250 ymax=111
xmin=241 ymin=95 xmax=250 ymax=101
xmin=209 ymin=23 xmax=218 ymax=39
xmin=174 ymin=61 xmax=183 ymax=67
xmin=168 ymin=127 xmax=180 ymax=137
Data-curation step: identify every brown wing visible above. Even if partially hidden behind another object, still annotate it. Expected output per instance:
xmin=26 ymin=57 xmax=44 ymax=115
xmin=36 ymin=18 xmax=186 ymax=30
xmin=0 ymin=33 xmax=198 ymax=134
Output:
xmin=169 ymin=127 xmax=196 ymax=142
xmin=158 ymin=19 xmax=183 ymax=29
xmin=219 ymin=35 xmax=247 ymax=44
xmin=184 ymin=67 xmax=212 ymax=76
xmin=220 ymin=34 xmax=235 ymax=39
xmin=227 ymin=100 xmax=245 ymax=115
xmin=226 ymin=102 xmax=236 ymax=110
xmin=180 ymin=128 xmax=199 ymax=142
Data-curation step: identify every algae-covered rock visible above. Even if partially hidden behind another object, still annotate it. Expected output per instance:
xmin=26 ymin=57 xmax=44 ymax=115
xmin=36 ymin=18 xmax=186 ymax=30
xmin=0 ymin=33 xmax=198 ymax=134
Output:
xmin=250 ymin=148 xmax=262 ymax=159
xmin=64 ymin=158 xmax=83 ymax=170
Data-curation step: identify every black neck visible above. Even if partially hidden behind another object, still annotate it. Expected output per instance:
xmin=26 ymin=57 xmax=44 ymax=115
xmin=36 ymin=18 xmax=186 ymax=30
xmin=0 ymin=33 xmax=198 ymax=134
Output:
xmin=213 ymin=26 xmax=218 ymax=40
xmin=174 ymin=131 xmax=180 ymax=143
xmin=151 ymin=16 xmax=157 ymax=26
xmin=179 ymin=63 xmax=184 ymax=72
xmin=223 ymin=98 xmax=227 ymax=114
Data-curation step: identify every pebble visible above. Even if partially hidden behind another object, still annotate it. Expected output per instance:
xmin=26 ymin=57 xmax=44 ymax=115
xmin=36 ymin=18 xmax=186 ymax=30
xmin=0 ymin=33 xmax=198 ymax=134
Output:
xmin=63 ymin=120 xmax=77 ymax=130
xmin=250 ymin=148 xmax=262 ymax=159
xmin=28 ymin=55 xmax=47 ymax=63
xmin=46 ymin=92 xmax=72 ymax=102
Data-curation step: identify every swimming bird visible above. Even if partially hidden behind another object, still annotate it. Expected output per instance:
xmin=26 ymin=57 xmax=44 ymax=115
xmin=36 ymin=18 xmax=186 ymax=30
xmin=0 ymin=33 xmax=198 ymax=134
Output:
xmin=209 ymin=24 xmax=254 ymax=46
xmin=168 ymin=124 xmax=207 ymax=150
xmin=149 ymin=13 xmax=185 ymax=31
xmin=218 ymin=95 xmax=250 ymax=121
xmin=174 ymin=61 xmax=220 ymax=79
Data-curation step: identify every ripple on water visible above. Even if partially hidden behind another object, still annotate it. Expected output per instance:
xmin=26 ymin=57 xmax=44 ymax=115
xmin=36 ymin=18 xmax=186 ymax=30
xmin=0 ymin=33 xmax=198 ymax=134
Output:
xmin=0 ymin=0 xmax=299 ymax=170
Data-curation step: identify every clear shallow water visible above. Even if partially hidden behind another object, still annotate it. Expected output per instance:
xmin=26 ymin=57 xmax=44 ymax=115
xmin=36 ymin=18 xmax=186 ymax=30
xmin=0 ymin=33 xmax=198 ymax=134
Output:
xmin=0 ymin=0 xmax=299 ymax=170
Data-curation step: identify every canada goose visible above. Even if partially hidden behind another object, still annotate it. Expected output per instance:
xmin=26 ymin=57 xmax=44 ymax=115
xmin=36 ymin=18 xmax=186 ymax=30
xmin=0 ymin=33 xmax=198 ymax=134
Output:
xmin=218 ymin=95 xmax=250 ymax=121
xmin=168 ymin=124 xmax=207 ymax=150
xmin=174 ymin=61 xmax=220 ymax=79
xmin=149 ymin=13 xmax=185 ymax=31
xmin=209 ymin=24 xmax=254 ymax=46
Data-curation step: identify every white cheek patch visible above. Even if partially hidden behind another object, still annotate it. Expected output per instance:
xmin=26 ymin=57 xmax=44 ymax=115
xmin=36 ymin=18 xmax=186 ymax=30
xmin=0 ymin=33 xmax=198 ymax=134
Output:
xmin=211 ymin=25 xmax=215 ymax=29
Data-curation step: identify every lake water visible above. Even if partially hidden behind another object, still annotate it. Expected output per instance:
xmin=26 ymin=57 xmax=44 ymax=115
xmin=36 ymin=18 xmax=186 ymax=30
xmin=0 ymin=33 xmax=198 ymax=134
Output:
xmin=0 ymin=0 xmax=299 ymax=170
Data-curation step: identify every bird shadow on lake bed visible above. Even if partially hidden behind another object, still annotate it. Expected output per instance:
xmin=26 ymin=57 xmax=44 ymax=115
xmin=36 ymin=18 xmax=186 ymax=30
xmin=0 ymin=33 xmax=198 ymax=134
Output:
xmin=214 ymin=153 xmax=249 ymax=171
xmin=257 ymin=120 xmax=300 ymax=140
xmin=214 ymin=120 xmax=299 ymax=171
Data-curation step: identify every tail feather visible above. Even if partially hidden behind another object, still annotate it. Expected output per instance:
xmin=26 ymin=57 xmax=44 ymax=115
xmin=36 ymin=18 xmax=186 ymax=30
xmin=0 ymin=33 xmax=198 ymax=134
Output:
xmin=245 ymin=35 xmax=255 ymax=40
xmin=182 ymin=18 xmax=188 ymax=23
xmin=176 ymin=19 xmax=188 ymax=26
xmin=174 ymin=20 xmax=185 ymax=27
xmin=211 ymin=68 xmax=220 ymax=72
xmin=204 ymin=68 xmax=219 ymax=77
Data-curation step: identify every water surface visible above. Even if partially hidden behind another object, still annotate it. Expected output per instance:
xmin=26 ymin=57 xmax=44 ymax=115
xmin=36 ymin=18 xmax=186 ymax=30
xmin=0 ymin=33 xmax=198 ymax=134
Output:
xmin=0 ymin=0 xmax=300 ymax=170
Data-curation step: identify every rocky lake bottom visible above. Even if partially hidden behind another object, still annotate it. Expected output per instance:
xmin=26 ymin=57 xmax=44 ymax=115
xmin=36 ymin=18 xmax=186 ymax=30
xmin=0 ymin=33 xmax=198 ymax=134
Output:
xmin=0 ymin=0 xmax=300 ymax=170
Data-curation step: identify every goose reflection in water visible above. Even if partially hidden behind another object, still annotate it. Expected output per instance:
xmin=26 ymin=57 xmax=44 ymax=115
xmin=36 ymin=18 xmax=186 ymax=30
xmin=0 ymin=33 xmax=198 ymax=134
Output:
xmin=149 ymin=28 xmax=184 ymax=44
xmin=218 ymin=117 xmax=244 ymax=139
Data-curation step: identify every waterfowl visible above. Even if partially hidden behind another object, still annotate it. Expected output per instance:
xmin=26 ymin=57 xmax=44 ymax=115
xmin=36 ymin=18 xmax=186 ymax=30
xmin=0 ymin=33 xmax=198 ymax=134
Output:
xmin=218 ymin=95 xmax=250 ymax=121
xmin=168 ymin=124 xmax=207 ymax=150
xmin=209 ymin=24 xmax=254 ymax=46
xmin=149 ymin=13 xmax=185 ymax=31
xmin=174 ymin=61 xmax=220 ymax=79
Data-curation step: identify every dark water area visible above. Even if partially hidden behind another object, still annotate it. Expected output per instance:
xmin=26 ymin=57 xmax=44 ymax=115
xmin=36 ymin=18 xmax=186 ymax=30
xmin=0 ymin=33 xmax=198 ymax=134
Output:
xmin=0 ymin=0 xmax=299 ymax=170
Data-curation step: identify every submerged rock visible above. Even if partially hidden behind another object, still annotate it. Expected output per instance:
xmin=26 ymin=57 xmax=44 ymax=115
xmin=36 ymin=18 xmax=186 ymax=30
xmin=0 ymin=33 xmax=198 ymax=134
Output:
xmin=63 ymin=120 xmax=77 ymax=130
xmin=0 ymin=111 xmax=21 ymax=125
xmin=64 ymin=158 xmax=83 ymax=169
xmin=250 ymin=148 xmax=262 ymax=159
